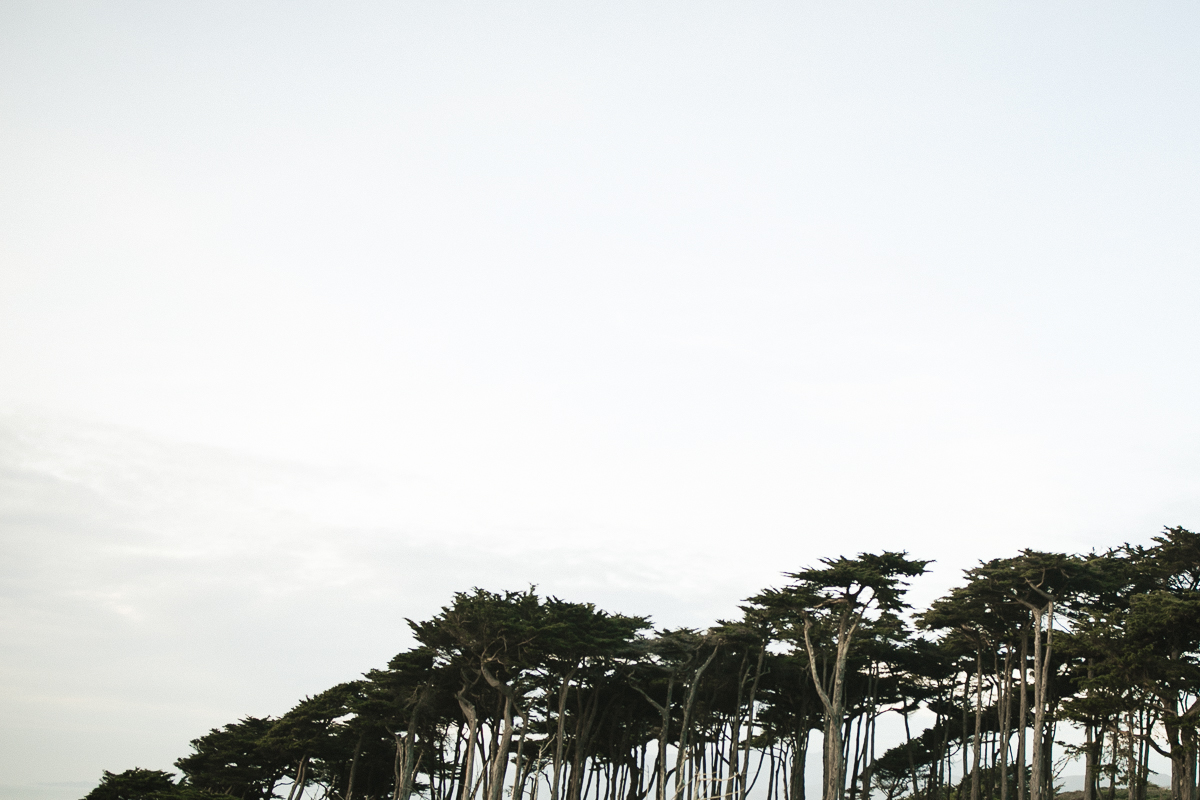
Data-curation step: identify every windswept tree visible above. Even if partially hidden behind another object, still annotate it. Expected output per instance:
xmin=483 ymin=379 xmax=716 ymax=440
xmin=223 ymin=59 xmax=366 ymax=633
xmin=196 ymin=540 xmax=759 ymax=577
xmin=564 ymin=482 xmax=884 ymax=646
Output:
xmin=175 ymin=716 xmax=289 ymax=800
xmin=359 ymin=647 xmax=445 ymax=800
xmin=533 ymin=596 xmax=650 ymax=800
xmin=409 ymin=588 xmax=650 ymax=800
xmin=83 ymin=768 xmax=182 ymax=800
xmin=1125 ymin=528 xmax=1200 ymax=800
xmin=409 ymin=588 xmax=545 ymax=800
xmin=972 ymin=551 xmax=1088 ymax=800
xmin=919 ymin=561 xmax=1028 ymax=800
xmin=751 ymin=552 xmax=929 ymax=800
xmin=264 ymin=683 xmax=367 ymax=800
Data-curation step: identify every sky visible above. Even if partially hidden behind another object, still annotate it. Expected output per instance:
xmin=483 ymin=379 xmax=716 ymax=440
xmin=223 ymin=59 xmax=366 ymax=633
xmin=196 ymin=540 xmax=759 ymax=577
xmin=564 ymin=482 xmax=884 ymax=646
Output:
xmin=2 ymin=2 xmax=1200 ymax=797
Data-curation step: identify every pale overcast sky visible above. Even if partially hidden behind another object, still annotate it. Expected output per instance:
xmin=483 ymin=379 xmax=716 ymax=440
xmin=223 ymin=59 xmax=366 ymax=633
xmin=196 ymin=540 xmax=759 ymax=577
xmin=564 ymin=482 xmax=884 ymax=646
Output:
xmin=3 ymin=3 xmax=1200 ymax=798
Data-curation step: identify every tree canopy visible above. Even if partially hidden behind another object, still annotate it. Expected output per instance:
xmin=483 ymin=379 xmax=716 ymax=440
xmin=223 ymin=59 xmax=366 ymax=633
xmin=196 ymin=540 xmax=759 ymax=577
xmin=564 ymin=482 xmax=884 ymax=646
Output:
xmin=85 ymin=533 xmax=1200 ymax=800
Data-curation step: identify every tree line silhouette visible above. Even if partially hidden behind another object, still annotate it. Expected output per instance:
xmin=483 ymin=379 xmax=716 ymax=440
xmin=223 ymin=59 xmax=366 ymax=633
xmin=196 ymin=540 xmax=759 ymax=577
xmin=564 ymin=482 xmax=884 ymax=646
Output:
xmin=85 ymin=528 xmax=1200 ymax=800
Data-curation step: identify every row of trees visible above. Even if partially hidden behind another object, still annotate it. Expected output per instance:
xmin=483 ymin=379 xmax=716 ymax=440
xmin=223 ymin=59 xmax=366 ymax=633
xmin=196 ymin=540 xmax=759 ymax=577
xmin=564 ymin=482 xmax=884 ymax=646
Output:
xmin=87 ymin=529 xmax=1200 ymax=800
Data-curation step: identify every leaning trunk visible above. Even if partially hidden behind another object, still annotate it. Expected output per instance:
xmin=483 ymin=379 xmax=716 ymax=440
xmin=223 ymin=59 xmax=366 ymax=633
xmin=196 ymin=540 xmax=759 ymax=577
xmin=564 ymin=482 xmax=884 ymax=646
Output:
xmin=674 ymin=647 xmax=720 ymax=800
xmin=490 ymin=696 xmax=515 ymax=800
xmin=456 ymin=689 xmax=481 ymax=800
xmin=552 ymin=668 xmax=579 ymax=800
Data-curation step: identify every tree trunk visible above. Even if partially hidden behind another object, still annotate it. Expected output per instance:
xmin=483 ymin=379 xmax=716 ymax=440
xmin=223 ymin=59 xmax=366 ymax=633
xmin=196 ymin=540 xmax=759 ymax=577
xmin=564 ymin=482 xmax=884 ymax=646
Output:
xmin=1186 ymin=725 xmax=1198 ymax=800
xmin=803 ymin=608 xmax=859 ymax=800
xmin=1024 ymin=603 xmax=1053 ymax=800
xmin=738 ymin=648 xmax=766 ymax=800
xmin=962 ymin=668 xmax=970 ymax=793
xmin=1018 ymin=629 xmax=1029 ymax=800
xmin=902 ymin=702 xmax=920 ymax=799
xmin=936 ymin=686 xmax=951 ymax=800
xmin=972 ymin=649 xmax=984 ymax=800
xmin=848 ymin=711 xmax=864 ymax=800
xmin=1082 ymin=723 xmax=1095 ymax=800
xmin=570 ymin=682 xmax=604 ymax=800
xmin=675 ymin=646 xmax=720 ymax=800
xmin=1000 ymin=645 xmax=1013 ymax=800
xmin=490 ymin=696 xmax=515 ymax=800
xmin=1164 ymin=695 xmax=1200 ymax=800
xmin=727 ymin=654 xmax=748 ymax=800
xmin=347 ymin=732 xmax=364 ymax=800
xmin=457 ymin=689 xmax=481 ymax=800
xmin=791 ymin=727 xmax=809 ymax=800
xmin=512 ymin=706 xmax=530 ymax=800
xmin=287 ymin=755 xmax=308 ymax=800
xmin=552 ymin=667 xmax=580 ymax=800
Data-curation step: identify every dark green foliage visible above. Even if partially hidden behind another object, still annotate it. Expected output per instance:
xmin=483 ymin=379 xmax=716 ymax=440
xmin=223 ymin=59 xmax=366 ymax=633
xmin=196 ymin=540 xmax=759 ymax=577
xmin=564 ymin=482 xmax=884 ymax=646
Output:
xmin=81 ymin=768 xmax=236 ymax=800
xmin=88 ymin=529 xmax=1200 ymax=800
xmin=83 ymin=769 xmax=178 ymax=800
xmin=174 ymin=716 xmax=287 ymax=800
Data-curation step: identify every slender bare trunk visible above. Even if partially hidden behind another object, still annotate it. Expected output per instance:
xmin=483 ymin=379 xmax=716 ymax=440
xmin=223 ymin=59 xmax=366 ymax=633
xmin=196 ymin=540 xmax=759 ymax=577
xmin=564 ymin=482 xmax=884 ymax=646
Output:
xmin=287 ymin=755 xmax=308 ymax=800
xmin=1000 ymin=646 xmax=1013 ymax=800
xmin=727 ymin=654 xmax=748 ymax=800
xmin=803 ymin=610 xmax=859 ymax=800
xmin=490 ymin=696 xmax=515 ymax=800
xmin=1082 ymin=663 xmax=1095 ymax=800
xmin=791 ymin=727 xmax=810 ymax=800
xmin=903 ymin=702 xmax=920 ymax=799
xmin=739 ymin=648 xmax=766 ymax=800
xmin=512 ymin=707 xmax=530 ymax=800
xmin=552 ymin=667 xmax=579 ymax=800
xmin=675 ymin=647 xmax=719 ymax=799
xmin=1027 ymin=603 xmax=1053 ymax=800
xmin=346 ymin=733 xmax=364 ymax=800
xmin=457 ymin=689 xmax=481 ymax=800
xmin=972 ymin=650 xmax=984 ymax=800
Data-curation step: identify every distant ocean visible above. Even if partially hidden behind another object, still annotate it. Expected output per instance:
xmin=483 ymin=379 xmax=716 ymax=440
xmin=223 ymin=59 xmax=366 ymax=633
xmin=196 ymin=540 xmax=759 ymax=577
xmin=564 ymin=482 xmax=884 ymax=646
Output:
xmin=1057 ymin=775 xmax=1166 ymax=792
xmin=0 ymin=782 xmax=94 ymax=800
